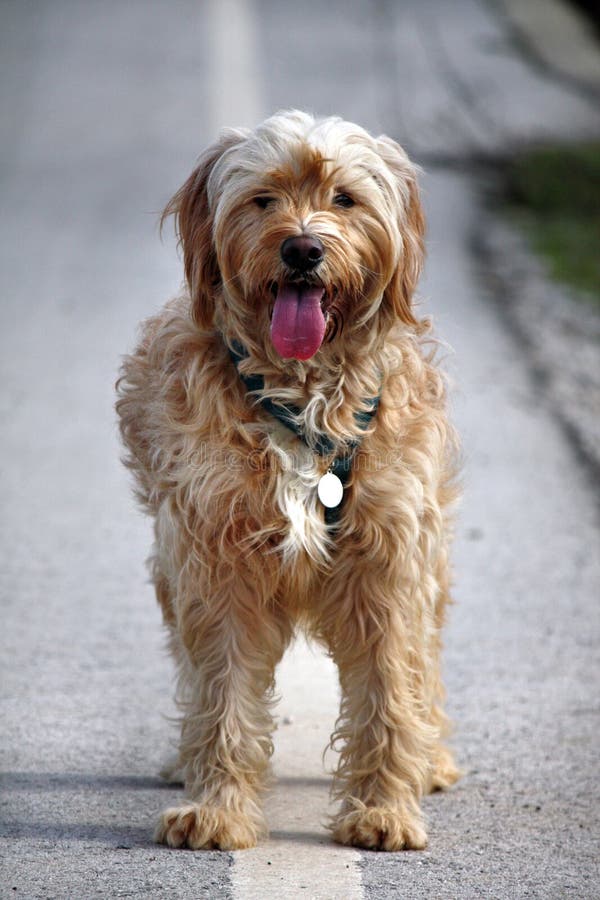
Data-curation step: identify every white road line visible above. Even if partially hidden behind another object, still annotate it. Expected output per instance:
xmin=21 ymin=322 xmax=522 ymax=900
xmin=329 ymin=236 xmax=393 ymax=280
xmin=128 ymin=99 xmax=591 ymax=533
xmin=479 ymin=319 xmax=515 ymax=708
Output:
xmin=208 ymin=6 xmax=363 ymax=893
xmin=231 ymin=638 xmax=364 ymax=900
xmin=206 ymin=0 xmax=263 ymax=133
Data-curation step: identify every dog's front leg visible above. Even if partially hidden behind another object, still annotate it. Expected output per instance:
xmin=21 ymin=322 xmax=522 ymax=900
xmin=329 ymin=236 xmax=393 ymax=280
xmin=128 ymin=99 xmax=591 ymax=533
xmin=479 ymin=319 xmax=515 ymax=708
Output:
xmin=156 ymin=584 xmax=291 ymax=851
xmin=322 ymin=574 xmax=435 ymax=851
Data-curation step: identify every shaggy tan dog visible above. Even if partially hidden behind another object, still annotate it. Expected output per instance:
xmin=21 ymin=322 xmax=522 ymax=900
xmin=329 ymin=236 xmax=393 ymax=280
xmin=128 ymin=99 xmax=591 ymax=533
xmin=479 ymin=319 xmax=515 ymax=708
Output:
xmin=116 ymin=110 xmax=460 ymax=852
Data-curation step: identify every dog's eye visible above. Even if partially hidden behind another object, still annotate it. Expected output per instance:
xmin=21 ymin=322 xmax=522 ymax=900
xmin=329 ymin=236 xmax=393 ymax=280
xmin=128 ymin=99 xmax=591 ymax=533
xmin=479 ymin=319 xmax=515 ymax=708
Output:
xmin=333 ymin=193 xmax=355 ymax=208
xmin=254 ymin=196 xmax=276 ymax=209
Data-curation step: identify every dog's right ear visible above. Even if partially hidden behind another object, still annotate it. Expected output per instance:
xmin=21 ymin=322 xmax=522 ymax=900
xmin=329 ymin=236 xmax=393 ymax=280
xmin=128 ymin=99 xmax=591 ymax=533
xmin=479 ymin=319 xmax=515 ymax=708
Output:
xmin=161 ymin=131 xmax=246 ymax=328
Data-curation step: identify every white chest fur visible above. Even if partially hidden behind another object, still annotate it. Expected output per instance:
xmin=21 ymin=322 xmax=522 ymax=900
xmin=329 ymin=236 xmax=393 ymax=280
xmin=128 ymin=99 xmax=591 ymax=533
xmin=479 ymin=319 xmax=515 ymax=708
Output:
xmin=267 ymin=425 xmax=331 ymax=563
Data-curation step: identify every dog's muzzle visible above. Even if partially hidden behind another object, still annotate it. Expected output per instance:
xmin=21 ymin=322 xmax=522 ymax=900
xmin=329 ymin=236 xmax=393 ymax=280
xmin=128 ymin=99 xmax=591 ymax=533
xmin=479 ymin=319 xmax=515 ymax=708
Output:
xmin=269 ymin=235 xmax=328 ymax=361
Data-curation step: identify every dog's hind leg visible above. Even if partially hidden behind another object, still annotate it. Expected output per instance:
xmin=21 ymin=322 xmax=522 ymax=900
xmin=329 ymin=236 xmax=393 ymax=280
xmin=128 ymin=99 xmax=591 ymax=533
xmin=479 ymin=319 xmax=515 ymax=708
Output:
xmin=422 ymin=567 xmax=461 ymax=794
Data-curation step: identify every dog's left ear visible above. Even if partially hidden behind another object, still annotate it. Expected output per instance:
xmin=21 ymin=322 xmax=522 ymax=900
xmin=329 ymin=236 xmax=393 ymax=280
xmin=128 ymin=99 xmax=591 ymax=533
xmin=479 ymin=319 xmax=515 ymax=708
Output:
xmin=377 ymin=136 xmax=425 ymax=329
xmin=161 ymin=130 xmax=247 ymax=328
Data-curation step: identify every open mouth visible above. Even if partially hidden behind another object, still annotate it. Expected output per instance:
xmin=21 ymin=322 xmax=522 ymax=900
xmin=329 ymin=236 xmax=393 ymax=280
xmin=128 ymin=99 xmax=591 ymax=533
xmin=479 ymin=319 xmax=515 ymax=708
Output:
xmin=269 ymin=280 xmax=329 ymax=361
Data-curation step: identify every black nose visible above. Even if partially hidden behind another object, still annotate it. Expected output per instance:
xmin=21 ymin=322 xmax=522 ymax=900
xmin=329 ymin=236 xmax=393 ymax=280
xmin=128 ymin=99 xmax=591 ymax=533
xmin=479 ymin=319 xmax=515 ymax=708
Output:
xmin=280 ymin=235 xmax=324 ymax=272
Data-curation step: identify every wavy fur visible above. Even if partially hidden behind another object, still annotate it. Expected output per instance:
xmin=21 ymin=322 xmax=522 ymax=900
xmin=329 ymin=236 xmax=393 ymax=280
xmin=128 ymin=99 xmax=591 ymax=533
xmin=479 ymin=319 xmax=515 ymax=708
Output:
xmin=117 ymin=110 xmax=460 ymax=851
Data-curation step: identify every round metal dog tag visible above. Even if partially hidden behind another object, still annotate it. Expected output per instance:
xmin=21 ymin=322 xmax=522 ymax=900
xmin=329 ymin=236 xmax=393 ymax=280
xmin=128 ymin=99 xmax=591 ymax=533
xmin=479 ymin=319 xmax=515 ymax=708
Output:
xmin=317 ymin=472 xmax=344 ymax=508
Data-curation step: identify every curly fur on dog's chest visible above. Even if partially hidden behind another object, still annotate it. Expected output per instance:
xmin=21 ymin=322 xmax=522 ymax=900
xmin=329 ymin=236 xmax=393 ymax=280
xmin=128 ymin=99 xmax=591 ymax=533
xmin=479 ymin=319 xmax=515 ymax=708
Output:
xmin=264 ymin=424 xmax=331 ymax=563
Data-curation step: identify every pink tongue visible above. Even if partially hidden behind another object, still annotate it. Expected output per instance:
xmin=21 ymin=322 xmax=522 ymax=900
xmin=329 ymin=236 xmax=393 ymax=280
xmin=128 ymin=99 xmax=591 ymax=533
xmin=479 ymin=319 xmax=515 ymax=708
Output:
xmin=270 ymin=284 xmax=326 ymax=360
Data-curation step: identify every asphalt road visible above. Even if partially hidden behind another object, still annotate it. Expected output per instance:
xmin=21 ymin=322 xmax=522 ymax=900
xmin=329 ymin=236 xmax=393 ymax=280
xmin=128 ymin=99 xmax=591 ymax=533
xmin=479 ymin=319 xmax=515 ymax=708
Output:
xmin=1 ymin=2 xmax=599 ymax=898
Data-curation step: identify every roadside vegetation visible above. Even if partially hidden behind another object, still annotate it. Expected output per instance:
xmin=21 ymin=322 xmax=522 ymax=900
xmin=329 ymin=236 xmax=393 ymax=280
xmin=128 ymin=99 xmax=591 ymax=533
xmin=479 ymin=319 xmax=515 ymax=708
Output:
xmin=502 ymin=142 xmax=600 ymax=307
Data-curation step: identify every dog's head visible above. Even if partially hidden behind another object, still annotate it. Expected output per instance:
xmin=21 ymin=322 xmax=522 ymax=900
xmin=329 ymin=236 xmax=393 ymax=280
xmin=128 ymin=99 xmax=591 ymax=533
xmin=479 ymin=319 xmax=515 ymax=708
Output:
xmin=163 ymin=110 xmax=425 ymax=363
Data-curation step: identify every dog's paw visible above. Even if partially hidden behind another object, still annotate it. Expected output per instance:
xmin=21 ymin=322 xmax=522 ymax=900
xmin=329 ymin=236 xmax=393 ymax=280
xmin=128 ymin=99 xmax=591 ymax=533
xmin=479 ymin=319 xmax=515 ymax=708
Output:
xmin=426 ymin=745 xmax=462 ymax=793
xmin=158 ymin=754 xmax=185 ymax=784
xmin=332 ymin=802 xmax=427 ymax=851
xmin=155 ymin=803 xmax=259 ymax=850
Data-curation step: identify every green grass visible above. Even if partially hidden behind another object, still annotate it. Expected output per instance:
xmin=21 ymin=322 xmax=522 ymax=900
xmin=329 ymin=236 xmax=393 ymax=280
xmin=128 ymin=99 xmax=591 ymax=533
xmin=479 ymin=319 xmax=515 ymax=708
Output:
xmin=503 ymin=143 xmax=600 ymax=306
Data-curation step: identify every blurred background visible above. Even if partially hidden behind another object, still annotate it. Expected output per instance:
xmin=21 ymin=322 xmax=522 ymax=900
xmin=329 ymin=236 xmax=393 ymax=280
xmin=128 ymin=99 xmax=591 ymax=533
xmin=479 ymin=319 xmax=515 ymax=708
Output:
xmin=1 ymin=1 xmax=599 ymax=897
